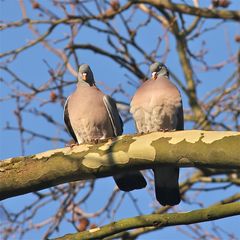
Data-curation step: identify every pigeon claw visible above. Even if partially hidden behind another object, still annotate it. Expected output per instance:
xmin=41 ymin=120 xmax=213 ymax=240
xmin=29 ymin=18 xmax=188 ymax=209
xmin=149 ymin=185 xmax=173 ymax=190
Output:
xmin=66 ymin=142 xmax=79 ymax=148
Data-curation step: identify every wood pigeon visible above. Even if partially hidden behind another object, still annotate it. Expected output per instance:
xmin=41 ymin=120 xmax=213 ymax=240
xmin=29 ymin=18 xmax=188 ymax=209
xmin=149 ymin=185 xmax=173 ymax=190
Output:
xmin=130 ymin=62 xmax=184 ymax=206
xmin=64 ymin=64 xmax=147 ymax=191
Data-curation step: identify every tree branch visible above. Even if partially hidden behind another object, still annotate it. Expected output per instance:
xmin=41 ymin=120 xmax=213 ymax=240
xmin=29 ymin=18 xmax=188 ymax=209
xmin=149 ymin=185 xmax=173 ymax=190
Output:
xmin=0 ymin=130 xmax=239 ymax=200
xmin=54 ymin=201 xmax=240 ymax=240
xmin=0 ymin=24 xmax=57 ymax=59
xmin=68 ymin=43 xmax=146 ymax=79
xmin=138 ymin=0 xmax=240 ymax=21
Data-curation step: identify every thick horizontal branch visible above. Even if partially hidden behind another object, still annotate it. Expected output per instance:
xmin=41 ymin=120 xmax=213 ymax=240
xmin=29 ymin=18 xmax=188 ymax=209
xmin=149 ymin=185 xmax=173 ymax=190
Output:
xmin=0 ymin=130 xmax=239 ymax=200
xmin=54 ymin=202 xmax=240 ymax=240
xmin=138 ymin=0 xmax=240 ymax=21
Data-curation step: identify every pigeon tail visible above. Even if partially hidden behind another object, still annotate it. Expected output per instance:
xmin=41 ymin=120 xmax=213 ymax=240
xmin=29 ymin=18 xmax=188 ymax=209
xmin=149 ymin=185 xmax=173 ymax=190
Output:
xmin=113 ymin=172 xmax=147 ymax=191
xmin=155 ymin=186 xmax=180 ymax=206
xmin=154 ymin=167 xmax=181 ymax=206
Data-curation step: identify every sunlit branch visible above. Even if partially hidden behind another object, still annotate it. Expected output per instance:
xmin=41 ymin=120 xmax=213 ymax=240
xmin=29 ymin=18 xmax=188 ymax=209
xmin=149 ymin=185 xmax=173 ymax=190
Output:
xmin=0 ymin=131 xmax=239 ymax=200
xmin=55 ymin=202 xmax=240 ymax=240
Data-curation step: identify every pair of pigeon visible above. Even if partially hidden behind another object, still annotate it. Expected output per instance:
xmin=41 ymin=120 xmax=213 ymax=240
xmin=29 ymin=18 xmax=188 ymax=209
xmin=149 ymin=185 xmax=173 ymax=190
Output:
xmin=64 ymin=63 xmax=183 ymax=206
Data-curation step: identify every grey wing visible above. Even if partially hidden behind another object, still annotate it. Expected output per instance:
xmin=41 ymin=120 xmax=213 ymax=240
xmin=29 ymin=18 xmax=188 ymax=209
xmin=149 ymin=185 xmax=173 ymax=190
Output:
xmin=103 ymin=95 xmax=123 ymax=136
xmin=176 ymin=101 xmax=184 ymax=130
xmin=63 ymin=96 xmax=78 ymax=143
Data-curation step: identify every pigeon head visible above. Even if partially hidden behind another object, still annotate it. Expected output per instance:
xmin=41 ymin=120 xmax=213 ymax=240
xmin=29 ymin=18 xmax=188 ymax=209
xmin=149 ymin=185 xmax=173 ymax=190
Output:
xmin=78 ymin=64 xmax=95 ymax=86
xmin=150 ymin=62 xmax=169 ymax=80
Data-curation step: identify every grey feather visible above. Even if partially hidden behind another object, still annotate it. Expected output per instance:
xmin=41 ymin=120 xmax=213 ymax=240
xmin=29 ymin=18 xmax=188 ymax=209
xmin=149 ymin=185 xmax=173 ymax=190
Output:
xmin=103 ymin=95 xmax=123 ymax=137
xmin=176 ymin=103 xmax=184 ymax=130
xmin=78 ymin=64 xmax=95 ymax=86
xmin=63 ymin=96 xmax=78 ymax=143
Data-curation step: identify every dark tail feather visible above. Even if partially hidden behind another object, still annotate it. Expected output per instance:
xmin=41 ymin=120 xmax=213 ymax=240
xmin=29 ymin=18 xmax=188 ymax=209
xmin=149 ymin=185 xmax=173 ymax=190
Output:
xmin=155 ymin=186 xmax=180 ymax=206
xmin=113 ymin=171 xmax=147 ymax=191
xmin=154 ymin=167 xmax=180 ymax=206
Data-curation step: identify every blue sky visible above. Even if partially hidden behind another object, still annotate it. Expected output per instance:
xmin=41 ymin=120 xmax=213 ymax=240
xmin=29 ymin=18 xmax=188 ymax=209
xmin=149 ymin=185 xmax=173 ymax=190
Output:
xmin=0 ymin=1 xmax=239 ymax=239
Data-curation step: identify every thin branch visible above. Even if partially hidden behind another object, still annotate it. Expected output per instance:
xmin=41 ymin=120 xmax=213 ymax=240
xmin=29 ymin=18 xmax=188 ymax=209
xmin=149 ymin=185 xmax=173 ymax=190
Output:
xmin=54 ymin=202 xmax=240 ymax=240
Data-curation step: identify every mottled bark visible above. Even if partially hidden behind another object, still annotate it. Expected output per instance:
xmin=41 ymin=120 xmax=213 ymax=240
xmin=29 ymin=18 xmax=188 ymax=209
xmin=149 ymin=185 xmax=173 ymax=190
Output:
xmin=1 ymin=130 xmax=239 ymax=200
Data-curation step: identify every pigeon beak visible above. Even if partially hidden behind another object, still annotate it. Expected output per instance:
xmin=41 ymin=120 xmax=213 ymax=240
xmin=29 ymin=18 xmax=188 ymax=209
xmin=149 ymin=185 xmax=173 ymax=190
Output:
xmin=152 ymin=72 xmax=157 ymax=80
xmin=82 ymin=73 xmax=87 ymax=81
